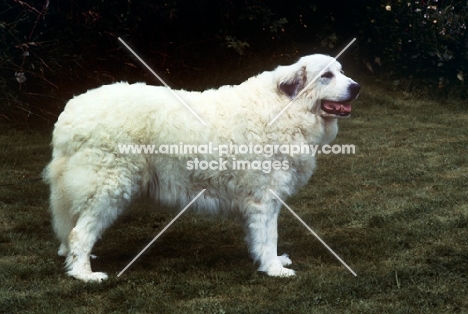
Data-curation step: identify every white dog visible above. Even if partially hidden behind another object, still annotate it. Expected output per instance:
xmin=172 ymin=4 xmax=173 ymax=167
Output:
xmin=43 ymin=54 xmax=360 ymax=282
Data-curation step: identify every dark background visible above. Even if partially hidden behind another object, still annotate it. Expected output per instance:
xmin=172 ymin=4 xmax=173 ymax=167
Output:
xmin=1 ymin=0 xmax=467 ymax=126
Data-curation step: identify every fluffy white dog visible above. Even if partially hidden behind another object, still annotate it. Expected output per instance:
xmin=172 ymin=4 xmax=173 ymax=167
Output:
xmin=43 ymin=54 xmax=360 ymax=282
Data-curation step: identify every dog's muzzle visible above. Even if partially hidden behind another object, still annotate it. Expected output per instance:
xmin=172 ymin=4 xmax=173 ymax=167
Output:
xmin=320 ymin=82 xmax=361 ymax=118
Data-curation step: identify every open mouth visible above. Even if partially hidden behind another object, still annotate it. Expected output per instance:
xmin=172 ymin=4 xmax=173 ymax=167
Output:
xmin=320 ymin=100 xmax=352 ymax=118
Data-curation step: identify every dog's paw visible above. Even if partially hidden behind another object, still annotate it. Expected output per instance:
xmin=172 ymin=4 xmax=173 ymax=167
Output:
xmin=68 ymin=271 xmax=108 ymax=283
xmin=57 ymin=244 xmax=69 ymax=257
xmin=278 ymin=254 xmax=292 ymax=266
xmin=266 ymin=266 xmax=296 ymax=277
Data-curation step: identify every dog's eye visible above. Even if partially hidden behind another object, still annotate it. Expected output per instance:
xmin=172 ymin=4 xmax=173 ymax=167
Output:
xmin=321 ymin=71 xmax=333 ymax=79
xmin=340 ymin=70 xmax=344 ymax=74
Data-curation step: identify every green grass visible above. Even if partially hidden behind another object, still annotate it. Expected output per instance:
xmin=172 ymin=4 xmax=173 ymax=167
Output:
xmin=0 ymin=81 xmax=467 ymax=313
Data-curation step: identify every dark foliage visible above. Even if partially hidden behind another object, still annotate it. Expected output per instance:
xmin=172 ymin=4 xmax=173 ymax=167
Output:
xmin=355 ymin=1 xmax=467 ymax=80
xmin=0 ymin=0 xmax=466 ymax=125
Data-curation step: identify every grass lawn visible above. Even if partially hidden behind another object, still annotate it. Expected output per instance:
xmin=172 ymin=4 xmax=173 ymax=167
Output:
xmin=0 ymin=79 xmax=467 ymax=313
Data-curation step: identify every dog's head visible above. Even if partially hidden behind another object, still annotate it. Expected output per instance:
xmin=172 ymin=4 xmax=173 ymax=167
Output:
xmin=276 ymin=54 xmax=360 ymax=118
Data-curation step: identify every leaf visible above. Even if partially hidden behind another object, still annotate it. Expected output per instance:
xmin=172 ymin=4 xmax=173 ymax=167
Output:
xmin=15 ymin=72 xmax=27 ymax=83
xmin=364 ymin=60 xmax=373 ymax=73
xmin=374 ymin=57 xmax=381 ymax=66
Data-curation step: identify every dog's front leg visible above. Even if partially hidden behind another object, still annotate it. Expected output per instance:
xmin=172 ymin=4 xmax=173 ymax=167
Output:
xmin=243 ymin=199 xmax=295 ymax=277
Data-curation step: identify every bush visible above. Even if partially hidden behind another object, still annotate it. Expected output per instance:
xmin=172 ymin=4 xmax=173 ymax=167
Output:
xmin=1 ymin=0 xmax=466 ymax=125
xmin=355 ymin=0 xmax=467 ymax=86
xmin=0 ymin=1 xmax=108 ymax=124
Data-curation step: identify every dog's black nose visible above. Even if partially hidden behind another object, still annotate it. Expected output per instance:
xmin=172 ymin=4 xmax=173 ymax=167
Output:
xmin=349 ymin=82 xmax=361 ymax=98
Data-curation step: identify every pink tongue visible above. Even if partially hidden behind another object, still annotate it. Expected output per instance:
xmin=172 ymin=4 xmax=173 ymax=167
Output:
xmin=321 ymin=101 xmax=351 ymax=115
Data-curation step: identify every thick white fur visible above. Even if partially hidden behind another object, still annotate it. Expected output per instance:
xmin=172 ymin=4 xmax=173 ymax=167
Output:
xmin=43 ymin=54 xmax=359 ymax=282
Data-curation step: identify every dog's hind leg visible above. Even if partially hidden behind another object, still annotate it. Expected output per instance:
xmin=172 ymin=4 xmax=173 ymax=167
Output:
xmin=47 ymin=152 xmax=141 ymax=282
xmin=65 ymin=200 xmax=124 ymax=283
xmin=64 ymin=165 xmax=139 ymax=282
xmin=243 ymin=199 xmax=295 ymax=277
xmin=44 ymin=157 xmax=75 ymax=257
xmin=65 ymin=184 xmax=134 ymax=282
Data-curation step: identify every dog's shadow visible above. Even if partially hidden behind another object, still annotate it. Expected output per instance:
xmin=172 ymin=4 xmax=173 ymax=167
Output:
xmin=92 ymin=200 xmax=250 ymax=275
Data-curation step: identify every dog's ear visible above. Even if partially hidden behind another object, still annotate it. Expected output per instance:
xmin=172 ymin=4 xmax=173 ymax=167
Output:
xmin=278 ymin=66 xmax=306 ymax=99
